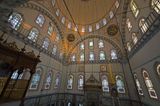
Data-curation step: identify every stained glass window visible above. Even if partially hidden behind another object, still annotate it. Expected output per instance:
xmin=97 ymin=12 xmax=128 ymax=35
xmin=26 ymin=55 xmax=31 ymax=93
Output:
xmin=80 ymin=52 xmax=84 ymax=61
xmin=78 ymin=75 xmax=84 ymax=90
xmin=130 ymin=0 xmax=139 ymax=18
xmin=142 ymin=70 xmax=158 ymax=99
xmin=102 ymin=75 xmax=109 ymax=92
xmin=89 ymin=52 xmax=94 ymax=61
xmin=126 ymin=18 xmax=132 ymax=31
xmin=127 ymin=42 xmax=131 ymax=52
xmin=42 ymin=38 xmax=50 ymax=50
xmin=116 ymin=75 xmax=125 ymax=93
xmin=88 ymin=25 xmax=92 ymax=32
xmin=48 ymin=22 xmax=54 ymax=36
xmin=36 ymin=14 xmax=45 ymax=27
xmin=11 ymin=70 xmax=19 ymax=79
xmin=54 ymin=73 xmax=61 ymax=88
xmin=52 ymin=45 xmax=57 ymax=55
xmin=156 ymin=64 xmax=160 ymax=77
xmin=134 ymin=73 xmax=143 ymax=95
xmin=44 ymin=71 xmax=52 ymax=90
xmin=139 ymin=18 xmax=149 ymax=33
xmin=98 ymin=40 xmax=104 ymax=48
xmin=89 ymin=39 xmax=94 ymax=49
xmin=111 ymin=49 xmax=117 ymax=59
xmin=71 ymin=54 xmax=76 ymax=62
xmin=28 ymin=28 xmax=39 ymax=42
xmin=67 ymin=75 xmax=73 ymax=89
xmin=8 ymin=12 xmax=22 ymax=30
xmin=151 ymin=0 xmax=160 ymax=14
xmin=29 ymin=68 xmax=41 ymax=90
xmin=80 ymin=43 xmax=84 ymax=50
xmin=100 ymin=51 xmax=106 ymax=60
xmin=132 ymin=33 xmax=138 ymax=44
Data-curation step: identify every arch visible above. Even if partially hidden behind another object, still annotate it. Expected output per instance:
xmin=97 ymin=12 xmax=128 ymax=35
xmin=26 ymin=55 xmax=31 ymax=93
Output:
xmin=20 ymin=2 xmax=63 ymax=39
xmin=67 ymin=34 xmax=122 ymax=61
xmin=142 ymin=69 xmax=158 ymax=99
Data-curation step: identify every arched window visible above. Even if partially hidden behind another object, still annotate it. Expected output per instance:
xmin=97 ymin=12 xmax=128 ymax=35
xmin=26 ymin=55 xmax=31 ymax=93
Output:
xmin=156 ymin=64 xmax=160 ymax=77
xmin=151 ymin=0 xmax=160 ymax=14
xmin=115 ymin=1 xmax=119 ymax=8
xmin=11 ymin=70 xmax=19 ymax=79
xmin=80 ymin=43 xmax=84 ymax=50
xmin=52 ymin=0 xmax=56 ymax=7
xmin=89 ymin=52 xmax=94 ymax=61
xmin=71 ymin=54 xmax=76 ymax=62
xmin=42 ymin=38 xmax=50 ymax=50
xmin=80 ymin=52 xmax=84 ymax=61
xmin=61 ymin=17 xmax=65 ymax=24
xmin=44 ymin=71 xmax=52 ymax=90
xmin=103 ymin=18 xmax=107 ymax=25
xmin=127 ymin=42 xmax=131 ymax=52
xmin=81 ymin=27 xmax=85 ymax=33
xmin=78 ymin=104 xmax=83 ymax=106
xmin=132 ymin=33 xmax=138 ymax=44
xmin=134 ymin=74 xmax=143 ymax=95
xmin=48 ymin=22 xmax=54 ymax=36
xmin=78 ymin=75 xmax=84 ymax=90
xmin=96 ymin=23 xmax=100 ymax=30
xmin=111 ymin=49 xmax=117 ymax=60
xmin=130 ymin=0 xmax=139 ymax=18
xmin=68 ymin=22 xmax=72 ymax=29
xmin=99 ymin=51 xmax=106 ymax=60
xmin=36 ymin=14 xmax=45 ymax=27
xmin=101 ymin=75 xmax=109 ymax=92
xmin=142 ymin=70 xmax=158 ymax=99
xmin=88 ymin=25 xmax=92 ymax=32
xmin=55 ymin=33 xmax=60 ymax=42
xmin=56 ymin=9 xmax=60 ymax=16
xmin=67 ymin=74 xmax=73 ymax=89
xmin=54 ymin=73 xmax=61 ymax=88
xmin=126 ymin=18 xmax=132 ymax=31
xmin=98 ymin=40 xmax=104 ymax=48
xmin=116 ymin=75 xmax=125 ymax=93
xmin=8 ymin=12 xmax=22 ymax=30
xmin=28 ymin=28 xmax=39 ymax=42
xmin=29 ymin=68 xmax=41 ymax=90
xmin=89 ymin=39 xmax=94 ymax=49
xmin=67 ymin=102 xmax=71 ymax=106
xmin=109 ymin=11 xmax=114 ymax=19
xmin=52 ymin=45 xmax=57 ymax=55
xmin=139 ymin=18 xmax=149 ymax=33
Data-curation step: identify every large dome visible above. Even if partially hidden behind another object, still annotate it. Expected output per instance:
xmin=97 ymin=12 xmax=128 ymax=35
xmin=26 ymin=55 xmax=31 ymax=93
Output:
xmin=57 ymin=0 xmax=116 ymax=25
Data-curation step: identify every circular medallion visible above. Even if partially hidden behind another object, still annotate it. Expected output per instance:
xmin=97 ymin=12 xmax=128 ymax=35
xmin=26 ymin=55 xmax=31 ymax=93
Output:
xmin=67 ymin=34 xmax=75 ymax=42
xmin=107 ymin=24 xmax=118 ymax=36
